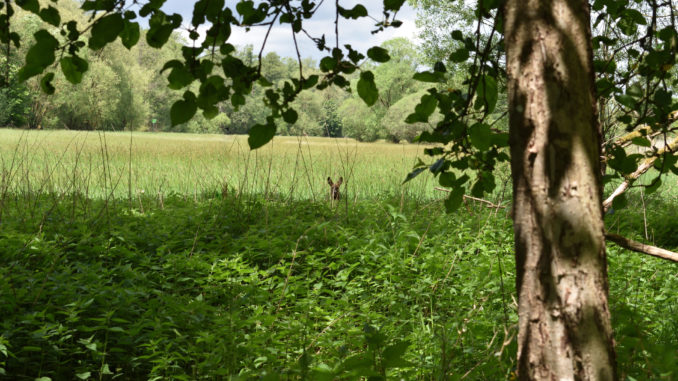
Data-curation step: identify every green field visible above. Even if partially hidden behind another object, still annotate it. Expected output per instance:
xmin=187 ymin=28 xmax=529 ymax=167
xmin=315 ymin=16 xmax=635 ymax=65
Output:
xmin=0 ymin=129 xmax=442 ymax=201
xmin=1 ymin=130 xmax=677 ymax=380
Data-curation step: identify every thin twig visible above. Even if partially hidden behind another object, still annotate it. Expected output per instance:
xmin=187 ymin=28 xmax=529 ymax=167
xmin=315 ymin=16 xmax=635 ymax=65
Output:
xmin=257 ymin=7 xmax=282 ymax=75
xmin=411 ymin=220 xmax=432 ymax=257
xmin=434 ymin=187 xmax=506 ymax=209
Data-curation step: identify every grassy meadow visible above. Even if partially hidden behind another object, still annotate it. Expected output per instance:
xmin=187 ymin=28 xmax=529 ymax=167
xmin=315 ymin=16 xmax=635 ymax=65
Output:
xmin=0 ymin=129 xmax=443 ymax=201
xmin=0 ymin=129 xmax=677 ymax=380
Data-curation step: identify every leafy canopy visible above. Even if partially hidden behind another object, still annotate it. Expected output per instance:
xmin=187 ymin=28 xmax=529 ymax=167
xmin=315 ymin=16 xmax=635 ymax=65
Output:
xmin=1 ymin=0 xmax=406 ymax=140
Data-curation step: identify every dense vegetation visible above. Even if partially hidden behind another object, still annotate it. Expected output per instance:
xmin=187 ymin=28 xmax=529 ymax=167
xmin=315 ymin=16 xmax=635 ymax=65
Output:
xmin=0 ymin=131 xmax=677 ymax=380
xmin=2 ymin=0 xmax=678 ymax=378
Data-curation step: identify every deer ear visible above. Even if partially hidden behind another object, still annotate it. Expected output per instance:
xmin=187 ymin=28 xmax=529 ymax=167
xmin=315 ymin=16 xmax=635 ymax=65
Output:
xmin=337 ymin=177 xmax=343 ymax=186
xmin=327 ymin=177 xmax=333 ymax=186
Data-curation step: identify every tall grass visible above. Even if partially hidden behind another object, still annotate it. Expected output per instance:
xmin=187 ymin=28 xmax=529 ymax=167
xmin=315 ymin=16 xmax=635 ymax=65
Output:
xmin=0 ymin=129 xmax=442 ymax=202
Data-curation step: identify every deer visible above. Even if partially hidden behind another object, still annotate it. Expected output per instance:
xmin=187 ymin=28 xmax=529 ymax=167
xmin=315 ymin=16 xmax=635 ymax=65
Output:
xmin=327 ymin=177 xmax=343 ymax=201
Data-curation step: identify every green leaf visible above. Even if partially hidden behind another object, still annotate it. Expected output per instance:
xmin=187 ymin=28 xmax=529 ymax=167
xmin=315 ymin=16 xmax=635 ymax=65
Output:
xmin=120 ymin=20 xmax=140 ymax=49
xmin=469 ymin=123 xmax=492 ymax=151
xmin=429 ymin=158 xmax=444 ymax=173
xmin=89 ymin=13 xmax=124 ymax=50
xmin=481 ymin=0 xmax=501 ymax=10
xmin=449 ymin=48 xmax=469 ymax=63
xmin=18 ymin=29 xmax=59 ymax=81
xmin=630 ymin=137 xmax=651 ymax=147
xmin=611 ymin=193 xmax=627 ymax=210
xmin=147 ymin=13 xmax=177 ymax=48
xmin=357 ymin=71 xmax=378 ymax=106
xmin=81 ymin=0 xmax=116 ymax=11
xmin=594 ymin=59 xmax=616 ymax=74
xmin=341 ymin=353 xmax=372 ymax=371
xmin=653 ymin=89 xmax=672 ymax=108
xmin=170 ymin=91 xmax=197 ymax=126
xmin=237 ymin=1 xmax=267 ymax=25
xmin=444 ymin=187 xmax=465 ymax=213
xmin=248 ymin=123 xmax=276 ymax=149
xmin=403 ymin=167 xmax=426 ymax=183
xmin=39 ymin=6 xmax=61 ymax=26
xmin=333 ymin=74 xmax=349 ymax=87
xmin=596 ymin=78 xmax=615 ymax=97
xmin=16 ymin=0 xmax=39 ymax=13
xmin=302 ymin=75 xmax=318 ymax=89
xmin=384 ymin=0 xmax=406 ymax=11
xmin=75 ymin=371 xmax=91 ymax=380
xmin=202 ymin=105 xmax=219 ymax=119
xmin=21 ymin=346 xmax=43 ymax=352
xmin=475 ymin=75 xmax=498 ymax=113
xmin=413 ymin=71 xmax=444 ymax=83
xmin=616 ymin=115 xmax=632 ymax=124
xmin=310 ymin=366 xmax=334 ymax=381
xmin=319 ymin=57 xmax=337 ymax=72
xmin=101 ymin=363 xmax=113 ymax=375
xmin=645 ymin=177 xmax=662 ymax=194
xmin=167 ymin=66 xmax=194 ymax=90
xmin=221 ymin=56 xmax=246 ymax=77
xmin=622 ymin=9 xmax=647 ymax=25
xmin=8 ymin=32 xmax=20 ymax=48
xmin=415 ymin=94 xmax=438 ymax=119
xmin=615 ymin=94 xmax=636 ymax=109
xmin=282 ymin=108 xmax=298 ymax=124
xmin=161 ymin=59 xmax=183 ymax=73
xmin=621 ymin=154 xmax=640 ymax=173
xmin=367 ymin=46 xmax=390 ymax=63
xmin=338 ymin=4 xmax=367 ymax=19
xmin=60 ymin=55 xmax=89 ymax=84
xmin=626 ymin=83 xmax=643 ymax=98
xmin=231 ymin=92 xmax=245 ymax=107
xmin=491 ymin=132 xmax=509 ymax=147
xmin=473 ymin=172 xmax=496 ymax=196
xmin=439 ymin=172 xmax=456 ymax=187
xmin=40 ymin=72 xmax=55 ymax=94
xmin=382 ymin=340 xmax=412 ymax=369
xmin=658 ymin=26 xmax=677 ymax=42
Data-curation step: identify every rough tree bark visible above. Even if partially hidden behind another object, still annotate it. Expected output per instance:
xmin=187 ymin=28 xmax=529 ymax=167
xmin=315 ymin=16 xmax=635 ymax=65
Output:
xmin=504 ymin=0 xmax=617 ymax=379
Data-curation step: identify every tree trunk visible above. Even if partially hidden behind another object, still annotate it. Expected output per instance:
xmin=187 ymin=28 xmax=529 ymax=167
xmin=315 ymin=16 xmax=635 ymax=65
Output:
xmin=503 ymin=0 xmax=617 ymax=379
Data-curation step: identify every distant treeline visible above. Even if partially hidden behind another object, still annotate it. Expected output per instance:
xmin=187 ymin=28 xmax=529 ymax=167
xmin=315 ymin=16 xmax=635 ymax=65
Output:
xmin=0 ymin=0 xmax=442 ymax=142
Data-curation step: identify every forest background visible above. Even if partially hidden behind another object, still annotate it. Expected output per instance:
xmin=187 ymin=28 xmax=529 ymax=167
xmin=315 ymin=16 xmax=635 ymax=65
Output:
xmin=1 ymin=0 xmax=440 ymax=143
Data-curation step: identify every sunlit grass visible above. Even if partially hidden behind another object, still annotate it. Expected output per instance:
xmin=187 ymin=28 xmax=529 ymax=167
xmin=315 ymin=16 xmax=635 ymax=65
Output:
xmin=0 ymin=129 xmax=440 ymax=200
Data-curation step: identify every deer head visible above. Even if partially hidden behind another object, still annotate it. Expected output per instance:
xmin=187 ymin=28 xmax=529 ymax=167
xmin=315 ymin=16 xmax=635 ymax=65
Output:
xmin=327 ymin=177 xmax=343 ymax=200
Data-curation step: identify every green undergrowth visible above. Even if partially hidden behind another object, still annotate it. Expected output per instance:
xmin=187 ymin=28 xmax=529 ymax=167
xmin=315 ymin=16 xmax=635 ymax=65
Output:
xmin=0 ymin=193 xmax=676 ymax=380
xmin=605 ymin=190 xmax=678 ymax=380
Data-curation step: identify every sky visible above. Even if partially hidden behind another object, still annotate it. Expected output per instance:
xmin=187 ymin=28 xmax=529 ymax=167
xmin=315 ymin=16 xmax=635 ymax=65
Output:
xmin=156 ymin=1 xmax=420 ymax=61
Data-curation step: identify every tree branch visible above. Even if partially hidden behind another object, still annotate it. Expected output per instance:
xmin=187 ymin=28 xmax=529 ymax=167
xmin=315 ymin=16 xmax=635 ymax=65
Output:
xmin=605 ymin=232 xmax=678 ymax=263
xmin=602 ymin=136 xmax=678 ymax=212
xmin=609 ymin=110 xmax=678 ymax=147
